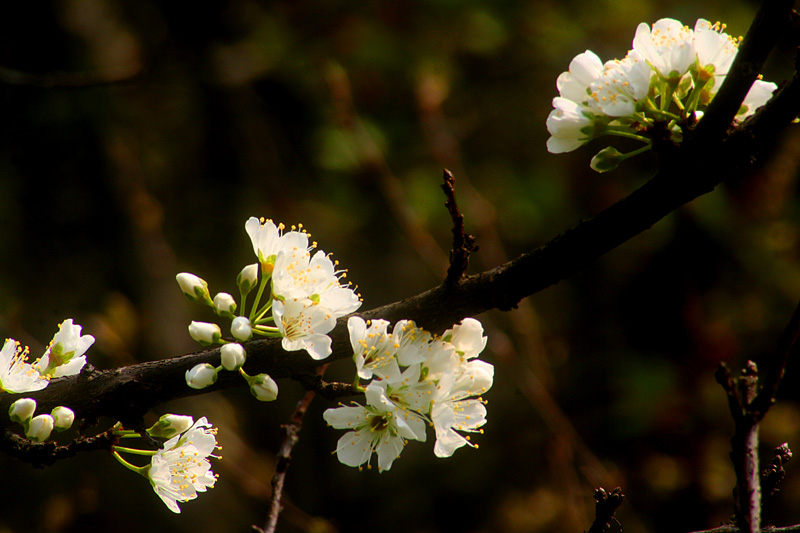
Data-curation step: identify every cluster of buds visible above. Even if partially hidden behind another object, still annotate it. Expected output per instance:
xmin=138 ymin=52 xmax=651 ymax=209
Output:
xmin=546 ymin=18 xmax=778 ymax=171
xmin=8 ymin=398 xmax=74 ymax=442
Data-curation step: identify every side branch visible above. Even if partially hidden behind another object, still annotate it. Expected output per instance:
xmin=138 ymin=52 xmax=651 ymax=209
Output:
xmin=441 ymin=168 xmax=478 ymax=286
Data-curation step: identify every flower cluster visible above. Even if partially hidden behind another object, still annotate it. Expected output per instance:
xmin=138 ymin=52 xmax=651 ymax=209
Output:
xmin=546 ymin=18 xmax=778 ymax=171
xmin=112 ymin=416 xmax=219 ymax=514
xmin=179 ymin=216 xmax=361 ymax=399
xmin=0 ymin=319 xmax=94 ymax=394
xmin=323 ymin=317 xmax=493 ymax=471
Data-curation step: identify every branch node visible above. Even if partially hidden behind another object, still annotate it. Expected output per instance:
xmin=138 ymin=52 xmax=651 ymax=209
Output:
xmin=762 ymin=442 xmax=793 ymax=501
xmin=587 ymin=486 xmax=625 ymax=533
xmin=441 ymin=169 xmax=478 ymax=287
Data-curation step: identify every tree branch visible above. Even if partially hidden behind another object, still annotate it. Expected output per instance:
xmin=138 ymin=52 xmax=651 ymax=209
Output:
xmin=1 ymin=0 xmax=799 ymax=463
xmin=256 ymin=388 xmax=318 ymax=533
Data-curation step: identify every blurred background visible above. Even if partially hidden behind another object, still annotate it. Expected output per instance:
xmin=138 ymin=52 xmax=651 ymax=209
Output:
xmin=2 ymin=0 xmax=800 ymax=531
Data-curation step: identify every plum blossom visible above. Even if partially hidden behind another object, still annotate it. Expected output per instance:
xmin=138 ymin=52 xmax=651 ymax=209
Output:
xmin=556 ymin=50 xmax=604 ymax=104
xmin=37 ymin=319 xmax=95 ymax=378
xmin=431 ymin=359 xmax=494 ymax=457
xmin=323 ymin=382 xmax=427 ymax=471
xmin=546 ymin=97 xmax=596 ymax=154
xmin=273 ymin=297 xmax=336 ymax=360
xmin=0 ymin=339 xmax=48 ymax=393
xmin=146 ymin=417 xmax=218 ymax=513
xmin=632 ymin=18 xmax=695 ymax=79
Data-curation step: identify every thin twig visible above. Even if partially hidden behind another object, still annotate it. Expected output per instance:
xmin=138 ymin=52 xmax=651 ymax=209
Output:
xmin=441 ymin=169 xmax=478 ymax=287
xmin=256 ymin=365 xmax=327 ymax=533
xmin=752 ymin=300 xmax=800 ymax=416
xmin=586 ymin=487 xmax=624 ymax=533
xmin=0 ymin=427 xmax=118 ymax=468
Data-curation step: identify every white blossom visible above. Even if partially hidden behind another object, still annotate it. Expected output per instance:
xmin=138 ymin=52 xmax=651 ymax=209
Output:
xmin=546 ymin=97 xmax=596 ymax=154
xmin=245 ymin=217 xmax=310 ymax=268
xmin=736 ymin=79 xmax=777 ymax=121
xmin=323 ymin=382 xmax=426 ymax=471
xmin=147 ymin=417 xmax=218 ymax=513
xmin=0 ymin=339 xmax=48 ymax=393
xmin=37 ymin=319 xmax=95 ymax=378
xmin=348 ymin=317 xmax=401 ymax=382
xmin=556 ymin=50 xmax=605 ymax=104
xmin=431 ymin=359 xmax=494 ymax=457
xmin=632 ymin=18 xmax=695 ymax=80
xmin=272 ymin=249 xmax=361 ymax=319
xmin=272 ymin=297 xmax=336 ymax=360
xmin=442 ymin=318 xmax=487 ymax=360
xmin=588 ymin=55 xmax=652 ymax=117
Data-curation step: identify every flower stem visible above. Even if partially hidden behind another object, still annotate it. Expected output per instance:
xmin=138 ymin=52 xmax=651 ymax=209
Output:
xmin=604 ymin=129 xmax=652 ymax=143
xmin=249 ymin=276 xmax=270 ymax=323
xmin=113 ymin=445 xmax=157 ymax=457
xmin=112 ymin=450 xmax=149 ymax=476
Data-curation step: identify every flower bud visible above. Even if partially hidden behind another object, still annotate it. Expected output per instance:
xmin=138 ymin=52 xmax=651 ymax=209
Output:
xmin=241 ymin=369 xmax=278 ymax=402
xmin=9 ymin=398 xmax=36 ymax=424
xmin=231 ymin=316 xmax=253 ymax=342
xmin=188 ymin=321 xmax=222 ymax=346
xmin=176 ymin=273 xmax=213 ymax=306
xmin=590 ymin=146 xmax=625 ymax=173
xmin=186 ymin=363 xmax=218 ymax=389
xmin=237 ymin=263 xmax=259 ymax=295
xmin=147 ymin=414 xmax=194 ymax=439
xmin=213 ymin=292 xmax=237 ymax=318
xmin=220 ymin=343 xmax=246 ymax=371
xmin=51 ymin=406 xmax=75 ymax=432
xmin=26 ymin=414 xmax=55 ymax=442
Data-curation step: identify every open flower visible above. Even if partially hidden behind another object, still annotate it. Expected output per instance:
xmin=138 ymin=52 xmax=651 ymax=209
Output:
xmin=348 ymin=317 xmax=401 ymax=381
xmin=588 ymin=55 xmax=652 ymax=117
xmin=146 ymin=417 xmax=218 ymax=513
xmin=272 ymin=297 xmax=336 ymax=360
xmin=272 ymin=249 xmax=361 ymax=319
xmin=632 ymin=18 xmax=695 ymax=80
xmin=245 ymin=217 xmax=311 ymax=269
xmin=323 ymin=382 xmax=427 ymax=471
xmin=556 ymin=50 xmax=605 ymax=104
xmin=0 ymin=339 xmax=48 ymax=393
xmin=736 ymin=79 xmax=777 ymax=121
xmin=431 ymin=359 xmax=494 ymax=457
xmin=37 ymin=319 xmax=95 ymax=378
xmin=546 ymin=97 xmax=596 ymax=154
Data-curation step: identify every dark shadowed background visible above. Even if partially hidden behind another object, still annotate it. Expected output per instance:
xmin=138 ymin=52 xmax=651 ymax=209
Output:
xmin=2 ymin=0 xmax=800 ymax=531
